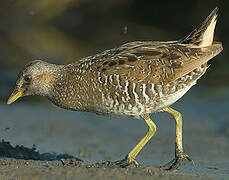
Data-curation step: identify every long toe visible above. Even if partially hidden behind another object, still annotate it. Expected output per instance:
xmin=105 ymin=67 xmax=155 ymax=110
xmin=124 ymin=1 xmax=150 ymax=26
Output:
xmin=160 ymin=153 xmax=193 ymax=170
xmin=115 ymin=155 xmax=140 ymax=168
xmin=160 ymin=157 xmax=182 ymax=170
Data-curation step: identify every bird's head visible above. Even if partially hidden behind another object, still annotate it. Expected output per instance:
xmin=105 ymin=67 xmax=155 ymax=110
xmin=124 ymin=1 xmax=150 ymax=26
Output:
xmin=7 ymin=60 xmax=58 ymax=104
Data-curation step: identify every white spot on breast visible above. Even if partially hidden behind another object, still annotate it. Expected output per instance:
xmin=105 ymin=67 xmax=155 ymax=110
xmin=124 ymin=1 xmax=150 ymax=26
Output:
xmin=114 ymin=98 xmax=119 ymax=109
xmin=151 ymin=84 xmax=156 ymax=94
xmin=124 ymin=64 xmax=135 ymax=68
xmin=132 ymin=83 xmax=139 ymax=103
xmin=109 ymin=75 xmax=114 ymax=86
xmin=116 ymin=74 xmax=122 ymax=89
xmin=121 ymin=96 xmax=126 ymax=102
xmin=124 ymin=80 xmax=130 ymax=100
xmin=97 ymin=72 xmax=103 ymax=84
xmin=142 ymin=84 xmax=150 ymax=103
xmin=98 ymin=76 xmax=102 ymax=84
xmin=104 ymin=74 xmax=108 ymax=85
xmin=115 ymin=92 xmax=120 ymax=97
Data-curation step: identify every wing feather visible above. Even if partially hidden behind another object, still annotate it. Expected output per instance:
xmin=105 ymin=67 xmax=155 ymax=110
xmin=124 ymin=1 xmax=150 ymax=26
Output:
xmin=92 ymin=42 xmax=222 ymax=84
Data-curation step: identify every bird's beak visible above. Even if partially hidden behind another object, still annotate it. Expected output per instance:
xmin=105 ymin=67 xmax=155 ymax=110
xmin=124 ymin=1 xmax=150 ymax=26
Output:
xmin=7 ymin=87 xmax=24 ymax=104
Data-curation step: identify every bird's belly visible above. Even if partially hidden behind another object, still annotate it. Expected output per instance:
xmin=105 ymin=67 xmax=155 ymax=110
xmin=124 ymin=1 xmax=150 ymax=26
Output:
xmin=95 ymin=81 xmax=196 ymax=118
xmin=148 ymin=81 xmax=196 ymax=113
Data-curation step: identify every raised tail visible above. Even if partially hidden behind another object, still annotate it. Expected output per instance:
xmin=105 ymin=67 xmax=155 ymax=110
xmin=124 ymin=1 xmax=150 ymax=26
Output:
xmin=180 ymin=7 xmax=218 ymax=47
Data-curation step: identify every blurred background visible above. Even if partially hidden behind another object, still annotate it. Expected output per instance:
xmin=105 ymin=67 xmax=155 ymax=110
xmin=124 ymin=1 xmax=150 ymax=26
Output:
xmin=0 ymin=0 xmax=228 ymax=100
xmin=0 ymin=0 xmax=229 ymax=170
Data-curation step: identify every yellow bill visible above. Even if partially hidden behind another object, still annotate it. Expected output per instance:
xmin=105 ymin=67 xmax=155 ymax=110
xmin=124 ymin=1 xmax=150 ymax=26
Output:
xmin=7 ymin=88 xmax=24 ymax=104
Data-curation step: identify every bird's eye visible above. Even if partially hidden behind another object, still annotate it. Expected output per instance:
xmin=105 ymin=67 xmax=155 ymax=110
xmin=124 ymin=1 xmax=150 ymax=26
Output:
xmin=24 ymin=75 xmax=31 ymax=83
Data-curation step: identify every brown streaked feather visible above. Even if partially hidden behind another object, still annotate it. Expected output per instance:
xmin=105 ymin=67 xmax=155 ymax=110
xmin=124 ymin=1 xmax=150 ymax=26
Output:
xmin=92 ymin=41 xmax=222 ymax=85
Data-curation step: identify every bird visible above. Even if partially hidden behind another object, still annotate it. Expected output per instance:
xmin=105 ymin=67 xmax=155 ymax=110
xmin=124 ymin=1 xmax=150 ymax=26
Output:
xmin=7 ymin=7 xmax=222 ymax=170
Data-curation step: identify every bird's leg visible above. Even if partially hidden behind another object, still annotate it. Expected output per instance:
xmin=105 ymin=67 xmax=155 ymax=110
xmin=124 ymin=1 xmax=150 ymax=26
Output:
xmin=161 ymin=107 xmax=193 ymax=170
xmin=115 ymin=114 xmax=157 ymax=167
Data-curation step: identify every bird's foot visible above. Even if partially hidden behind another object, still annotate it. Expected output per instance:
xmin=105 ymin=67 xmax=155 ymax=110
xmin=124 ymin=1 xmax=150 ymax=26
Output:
xmin=160 ymin=151 xmax=193 ymax=170
xmin=114 ymin=155 xmax=140 ymax=168
xmin=87 ymin=155 xmax=139 ymax=168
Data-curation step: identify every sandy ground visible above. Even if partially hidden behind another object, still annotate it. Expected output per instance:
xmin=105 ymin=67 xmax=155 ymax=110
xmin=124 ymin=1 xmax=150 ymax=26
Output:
xmin=0 ymin=157 xmax=224 ymax=180
xmin=0 ymin=86 xmax=229 ymax=179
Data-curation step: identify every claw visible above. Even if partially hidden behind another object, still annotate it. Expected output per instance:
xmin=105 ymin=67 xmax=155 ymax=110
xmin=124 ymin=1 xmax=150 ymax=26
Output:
xmin=115 ymin=155 xmax=140 ymax=168
xmin=160 ymin=152 xmax=193 ymax=170
xmin=87 ymin=155 xmax=140 ymax=168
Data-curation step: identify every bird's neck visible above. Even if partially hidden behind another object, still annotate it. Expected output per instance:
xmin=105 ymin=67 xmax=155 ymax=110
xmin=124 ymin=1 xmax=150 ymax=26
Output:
xmin=48 ymin=64 xmax=93 ymax=111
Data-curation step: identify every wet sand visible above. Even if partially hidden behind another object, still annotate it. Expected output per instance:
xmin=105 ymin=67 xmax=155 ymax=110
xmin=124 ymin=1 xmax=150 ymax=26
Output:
xmin=0 ymin=157 xmax=224 ymax=180
xmin=0 ymin=86 xmax=229 ymax=179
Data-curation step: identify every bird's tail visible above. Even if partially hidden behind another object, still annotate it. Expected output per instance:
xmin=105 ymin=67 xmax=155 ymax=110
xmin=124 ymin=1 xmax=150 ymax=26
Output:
xmin=180 ymin=7 xmax=218 ymax=47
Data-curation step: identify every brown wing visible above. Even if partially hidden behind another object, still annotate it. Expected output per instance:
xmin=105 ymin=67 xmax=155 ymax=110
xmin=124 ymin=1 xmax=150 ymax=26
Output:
xmin=92 ymin=41 xmax=222 ymax=84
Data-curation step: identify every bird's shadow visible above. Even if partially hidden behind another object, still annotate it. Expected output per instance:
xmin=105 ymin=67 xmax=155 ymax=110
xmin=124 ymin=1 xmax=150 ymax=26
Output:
xmin=0 ymin=139 xmax=82 ymax=162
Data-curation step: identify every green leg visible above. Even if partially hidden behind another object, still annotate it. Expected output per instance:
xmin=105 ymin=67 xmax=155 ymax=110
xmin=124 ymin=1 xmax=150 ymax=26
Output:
xmin=116 ymin=114 xmax=157 ymax=167
xmin=161 ymin=107 xmax=193 ymax=170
